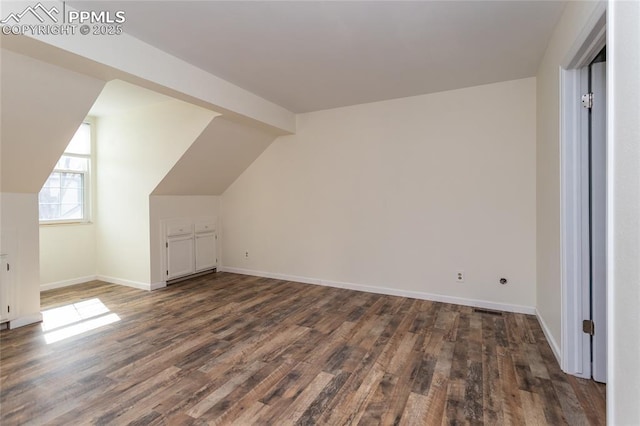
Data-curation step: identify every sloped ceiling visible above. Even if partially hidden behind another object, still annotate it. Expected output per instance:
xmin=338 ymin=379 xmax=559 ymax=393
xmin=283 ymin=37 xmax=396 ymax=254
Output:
xmin=70 ymin=1 xmax=565 ymax=112
xmin=0 ymin=49 xmax=105 ymax=193
xmin=89 ymin=79 xmax=172 ymax=117
xmin=152 ymin=116 xmax=276 ymax=196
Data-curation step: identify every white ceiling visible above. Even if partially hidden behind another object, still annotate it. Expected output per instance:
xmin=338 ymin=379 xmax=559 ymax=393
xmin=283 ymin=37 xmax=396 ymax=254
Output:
xmin=89 ymin=80 xmax=174 ymax=117
xmin=74 ymin=1 xmax=566 ymax=113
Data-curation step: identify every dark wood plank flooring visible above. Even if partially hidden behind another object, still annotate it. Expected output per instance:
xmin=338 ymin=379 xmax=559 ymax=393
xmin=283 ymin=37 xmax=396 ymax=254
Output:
xmin=0 ymin=272 xmax=606 ymax=425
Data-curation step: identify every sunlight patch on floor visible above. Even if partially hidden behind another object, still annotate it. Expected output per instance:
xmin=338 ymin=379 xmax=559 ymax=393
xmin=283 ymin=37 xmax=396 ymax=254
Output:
xmin=41 ymin=298 xmax=120 ymax=344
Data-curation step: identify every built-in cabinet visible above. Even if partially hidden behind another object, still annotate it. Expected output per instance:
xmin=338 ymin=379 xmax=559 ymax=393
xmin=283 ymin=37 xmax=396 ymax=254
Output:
xmin=165 ymin=217 xmax=217 ymax=281
xmin=195 ymin=232 xmax=217 ymax=272
xmin=0 ymin=254 xmax=14 ymax=325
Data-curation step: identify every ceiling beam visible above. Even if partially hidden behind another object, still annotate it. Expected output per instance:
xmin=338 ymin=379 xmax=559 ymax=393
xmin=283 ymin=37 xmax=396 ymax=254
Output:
xmin=0 ymin=2 xmax=295 ymax=135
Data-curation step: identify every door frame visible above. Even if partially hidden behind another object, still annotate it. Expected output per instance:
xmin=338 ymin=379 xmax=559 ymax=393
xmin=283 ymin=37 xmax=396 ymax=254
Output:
xmin=589 ymin=59 xmax=607 ymax=383
xmin=559 ymin=3 xmax=606 ymax=378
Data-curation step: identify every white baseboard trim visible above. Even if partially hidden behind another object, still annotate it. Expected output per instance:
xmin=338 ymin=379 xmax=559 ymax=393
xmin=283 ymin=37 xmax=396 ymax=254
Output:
xmin=10 ymin=312 xmax=43 ymax=329
xmin=219 ymin=266 xmax=536 ymax=315
xmin=40 ymin=275 xmax=98 ymax=292
xmin=536 ymin=309 xmax=562 ymax=366
xmin=150 ymin=281 xmax=167 ymax=291
xmin=96 ymin=275 xmax=151 ymax=291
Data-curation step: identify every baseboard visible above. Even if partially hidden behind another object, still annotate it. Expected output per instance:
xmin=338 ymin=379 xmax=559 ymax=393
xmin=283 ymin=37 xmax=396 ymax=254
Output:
xmin=9 ymin=312 xmax=43 ymax=329
xmin=219 ymin=266 xmax=536 ymax=315
xmin=536 ymin=309 xmax=562 ymax=365
xmin=40 ymin=275 xmax=98 ymax=292
xmin=96 ymin=275 xmax=151 ymax=291
xmin=150 ymin=281 xmax=167 ymax=291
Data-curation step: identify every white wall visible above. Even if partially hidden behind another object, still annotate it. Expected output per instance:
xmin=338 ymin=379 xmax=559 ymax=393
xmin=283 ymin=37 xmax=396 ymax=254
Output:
xmin=0 ymin=48 xmax=103 ymax=325
xmin=39 ymin=224 xmax=96 ymax=290
xmin=222 ymin=77 xmax=537 ymax=312
xmin=149 ymin=195 xmax=220 ymax=285
xmin=535 ymin=1 xmax=603 ymax=354
xmin=608 ymin=0 xmax=640 ymax=423
xmin=39 ymin=118 xmax=98 ymax=290
xmin=0 ymin=193 xmax=41 ymax=327
xmin=95 ymin=101 xmax=216 ymax=287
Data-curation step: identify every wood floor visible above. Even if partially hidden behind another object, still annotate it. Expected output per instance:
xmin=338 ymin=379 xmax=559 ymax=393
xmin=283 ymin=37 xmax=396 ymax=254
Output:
xmin=1 ymin=273 xmax=605 ymax=425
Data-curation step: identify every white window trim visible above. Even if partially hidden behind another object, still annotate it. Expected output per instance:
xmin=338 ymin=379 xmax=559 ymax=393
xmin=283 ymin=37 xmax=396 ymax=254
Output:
xmin=39 ymin=122 xmax=93 ymax=225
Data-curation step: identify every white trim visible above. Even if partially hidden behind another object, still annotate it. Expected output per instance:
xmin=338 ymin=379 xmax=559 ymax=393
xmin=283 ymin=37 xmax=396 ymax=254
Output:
xmin=9 ymin=313 xmax=43 ymax=329
xmin=559 ymin=3 xmax=607 ymax=380
xmin=605 ymin=5 xmax=617 ymax=422
xmin=536 ymin=309 xmax=562 ymax=366
xmin=40 ymin=275 xmax=97 ymax=291
xmin=219 ymin=266 xmax=535 ymax=315
xmin=562 ymin=1 xmax=607 ymax=69
xmin=96 ymin=275 xmax=150 ymax=291
xmin=39 ymin=122 xmax=93 ymax=225
xmin=560 ymin=66 xmax=592 ymax=378
xmin=150 ymin=281 xmax=167 ymax=291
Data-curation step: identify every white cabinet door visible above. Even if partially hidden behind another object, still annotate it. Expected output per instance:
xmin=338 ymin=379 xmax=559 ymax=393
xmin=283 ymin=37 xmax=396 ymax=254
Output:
xmin=167 ymin=235 xmax=195 ymax=280
xmin=195 ymin=233 xmax=216 ymax=272
xmin=0 ymin=255 xmax=12 ymax=323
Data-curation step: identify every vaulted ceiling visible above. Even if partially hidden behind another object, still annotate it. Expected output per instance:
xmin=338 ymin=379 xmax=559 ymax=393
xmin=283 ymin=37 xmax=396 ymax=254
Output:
xmin=153 ymin=116 xmax=276 ymax=196
xmin=0 ymin=49 xmax=104 ymax=193
xmin=1 ymin=1 xmax=568 ymax=196
xmin=70 ymin=1 xmax=566 ymax=113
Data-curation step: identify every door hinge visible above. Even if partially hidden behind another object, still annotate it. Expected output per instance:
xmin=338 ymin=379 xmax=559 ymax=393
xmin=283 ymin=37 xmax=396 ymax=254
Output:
xmin=7 ymin=305 xmax=9 ymax=313
xmin=166 ymin=242 xmax=168 ymax=248
xmin=583 ymin=319 xmax=595 ymax=336
xmin=582 ymin=92 xmax=593 ymax=109
xmin=166 ymin=270 xmax=169 ymax=276
xmin=6 ymin=263 xmax=9 ymax=271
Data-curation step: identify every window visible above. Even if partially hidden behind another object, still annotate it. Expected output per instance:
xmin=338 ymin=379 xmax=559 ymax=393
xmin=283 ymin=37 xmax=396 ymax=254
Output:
xmin=39 ymin=122 xmax=92 ymax=223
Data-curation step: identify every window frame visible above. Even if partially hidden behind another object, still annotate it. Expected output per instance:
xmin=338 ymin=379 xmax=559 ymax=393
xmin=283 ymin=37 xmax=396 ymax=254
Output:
xmin=39 ymin=122 xmax=93 ymax=225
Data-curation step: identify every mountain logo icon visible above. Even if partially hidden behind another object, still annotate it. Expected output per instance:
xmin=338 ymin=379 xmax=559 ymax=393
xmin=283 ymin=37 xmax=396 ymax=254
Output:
xmin=1 ymin=2 xmax=59 ymax=24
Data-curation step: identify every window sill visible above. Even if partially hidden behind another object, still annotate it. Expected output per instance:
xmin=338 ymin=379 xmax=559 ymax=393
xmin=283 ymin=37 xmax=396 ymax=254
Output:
xmin=39 ymin=221 xmax=94 ymax=227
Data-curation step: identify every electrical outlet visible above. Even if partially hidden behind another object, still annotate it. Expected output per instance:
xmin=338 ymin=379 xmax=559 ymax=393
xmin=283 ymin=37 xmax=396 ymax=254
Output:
xmin=244 ymin=251 xmax=249 ymax=259
xmin=456 ymin=271 xmax=465 ymax=282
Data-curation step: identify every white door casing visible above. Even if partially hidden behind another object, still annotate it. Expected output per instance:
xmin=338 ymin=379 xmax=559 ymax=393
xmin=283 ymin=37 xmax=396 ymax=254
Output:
xmin=559 ymin=1 xmax=606 ymax=379
xmin=590 ymin=60 xmax=607 ymax=383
